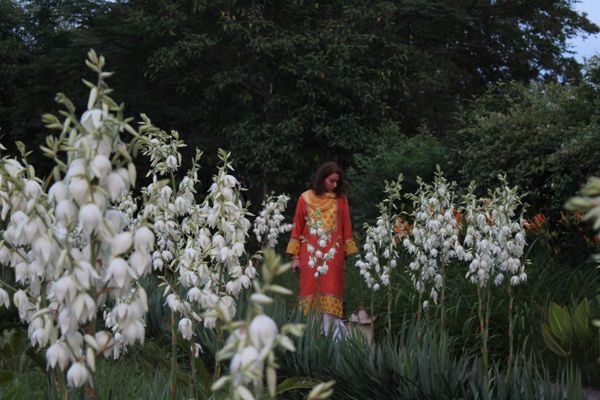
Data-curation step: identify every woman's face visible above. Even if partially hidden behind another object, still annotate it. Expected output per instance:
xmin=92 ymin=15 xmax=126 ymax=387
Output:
xmin=324 ymin=173 xmax=340 ymax=193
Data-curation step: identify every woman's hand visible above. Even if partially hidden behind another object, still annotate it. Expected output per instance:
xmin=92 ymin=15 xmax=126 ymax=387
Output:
xmin=292 ymin=258 xmax=300 ymax=273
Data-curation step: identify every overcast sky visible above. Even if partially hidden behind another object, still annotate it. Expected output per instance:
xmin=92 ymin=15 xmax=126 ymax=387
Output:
xmin=569 ymin=0 xmax=600 ymax=61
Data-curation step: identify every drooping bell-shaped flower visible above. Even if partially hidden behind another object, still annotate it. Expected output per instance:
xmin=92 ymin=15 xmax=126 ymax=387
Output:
xmin=66 ymin=361 xmax=91 ymax=387
xmin=46 ymin=341 xmax=70 ymax=371
xmin=79 ymin=204 xmax=102 ymax=235
xmin=249 ymin=315 xmax=278 ymax=350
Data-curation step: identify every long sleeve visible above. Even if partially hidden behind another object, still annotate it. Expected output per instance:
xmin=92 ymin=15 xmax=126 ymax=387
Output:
xmin=341 ymin=196 xmax=358 ymax=255
xmin=286 ymin=196 xmax=306 ymax=256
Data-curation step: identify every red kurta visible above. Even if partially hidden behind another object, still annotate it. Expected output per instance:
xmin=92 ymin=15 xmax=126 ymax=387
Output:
xmin=286 ymin=190 xmax=358 ymax=318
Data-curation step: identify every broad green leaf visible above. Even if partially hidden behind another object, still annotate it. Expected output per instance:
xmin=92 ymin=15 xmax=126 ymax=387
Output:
xmin=541 ymin=323 xmax=569 ymax=357
xmin=547 ymin=302 xmax=572 ymax=346
xmin=572 ymin=299 xmax=591 ymax=342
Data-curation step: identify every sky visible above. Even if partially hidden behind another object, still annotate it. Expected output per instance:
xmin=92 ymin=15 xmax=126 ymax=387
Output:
xmin=569 ymin=0 xmax=600 ymax=62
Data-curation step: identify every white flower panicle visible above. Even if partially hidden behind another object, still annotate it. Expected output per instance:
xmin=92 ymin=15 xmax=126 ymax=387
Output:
xmin=253 ymin=194 xmax=293 ymax=248
xmin=0 ymin=51 xmax=154 ymax=388
xmin=211 ymin=250 xmax=305 ymax=400
xmin=460 ymin=178 xmax=527 ymax=288
xmin=140 ymin=130 xmax=256 ymax=345
xmin=356 ymin=176 xmax=403 ymax=291
xmin=403 ymin=168 xmax=463 ymax=304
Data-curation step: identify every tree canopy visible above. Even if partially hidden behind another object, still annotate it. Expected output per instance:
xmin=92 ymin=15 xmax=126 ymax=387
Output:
xmin=0 ymin=0 xmax=597 ymax=212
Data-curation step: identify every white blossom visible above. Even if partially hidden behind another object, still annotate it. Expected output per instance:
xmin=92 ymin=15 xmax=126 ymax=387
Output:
xmin=403 ymin=170 xmax=462 ymax=303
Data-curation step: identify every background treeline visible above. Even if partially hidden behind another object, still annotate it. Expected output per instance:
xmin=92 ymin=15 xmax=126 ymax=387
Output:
xmin=1 ymin=0 xmax=599 ymax=226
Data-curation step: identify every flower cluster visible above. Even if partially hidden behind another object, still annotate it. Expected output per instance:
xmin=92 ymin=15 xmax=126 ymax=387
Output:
xmin=253 ymin=194 xmax=293 ymax=248
xmin=306 ymin=209 xmax=337 ymax=278
xmin=0 ymin=51 xmax=154 ymax=387
xmin=356 ymin=176 xmax=404 ymax=291
xmin=212 ymin=250 xmax=305 ymax=400
xmin=403 ymin=169 xmax=463 ymax=306
xmin=461 ymin=178 xmax=527 ymax=288
xmin=139 ymin=127 xmax=257 ymax=345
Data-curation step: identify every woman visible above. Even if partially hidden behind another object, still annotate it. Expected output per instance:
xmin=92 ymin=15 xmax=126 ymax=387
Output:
xmin=286 ymin=161 xmax=358 ymax=337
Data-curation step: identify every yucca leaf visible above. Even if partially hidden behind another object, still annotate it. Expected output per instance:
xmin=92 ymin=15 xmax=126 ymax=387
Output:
xmin=275 ymin=377 xmax=321 ymax=395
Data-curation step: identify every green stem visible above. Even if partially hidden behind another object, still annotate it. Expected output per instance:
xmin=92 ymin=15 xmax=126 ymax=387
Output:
xmin=440 ymin=261 xmax=446 ymax=332
xmin=0 ymin=278 xmax=18 ymax=293
xmin=484 ymin=285 xmax=492 ymax=388
xmin=477 ymin=286 xmax=489 ymax=386
xmin=169 ymin=311 xmax=177 ymax=399
xmin=417 ymin=292 xmax=422 ymax=322
xmin=387 ymin=278 xmax=392 ymax=335
xmin=214 ymin=265 xmax=225 ymax=380
xmin=507 ymin=283 xmax=514 ymax=379
xmin=189 ymin=344 xmax=197 ymax=399
xmin=51 ymin=368 xmax=68 ymax=400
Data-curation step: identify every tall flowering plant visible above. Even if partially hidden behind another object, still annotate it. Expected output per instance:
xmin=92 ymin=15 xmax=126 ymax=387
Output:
xmin=253 ymin=194 xmax=293 ymax=248
xmin=211 ymin=250 xmax=306 ymax=400
xmin=136 ymin=124 xmax=210 ymax=396
xmin=403 ymin=168 xmax=463 ymax=326
xmin=355 ymin=175 xmax=403 ymax=332
xmin=460 ymin=176 xmax=527 ymax=377
xmin=0 ymin=51 xmax=154 ymax=392
xmin=138 ymin=123 xmax=259 ymax=393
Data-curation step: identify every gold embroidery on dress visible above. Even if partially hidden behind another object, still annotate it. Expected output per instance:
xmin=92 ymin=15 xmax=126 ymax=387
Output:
xmin=302 ymin=190 xmax=337 ymax=232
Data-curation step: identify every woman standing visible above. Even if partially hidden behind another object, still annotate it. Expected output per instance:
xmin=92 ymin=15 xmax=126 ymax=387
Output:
xmin=286 ymin=161 xmax=358 ymax=337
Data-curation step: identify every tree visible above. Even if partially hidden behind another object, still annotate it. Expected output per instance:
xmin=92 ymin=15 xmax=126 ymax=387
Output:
xmin=0 ymin=0 xmax=597 ymax=206
xmin=453 ymin=78 xmax=600 ymax=220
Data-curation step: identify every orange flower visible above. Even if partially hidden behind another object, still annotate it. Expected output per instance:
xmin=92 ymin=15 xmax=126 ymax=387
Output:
xmin=524 ymin=213 xmax=547 ymax=232
xmin=394 ymin=217 xmax=413 ymax=237
xmin=453 ymin=208 xmax=462 ymax=225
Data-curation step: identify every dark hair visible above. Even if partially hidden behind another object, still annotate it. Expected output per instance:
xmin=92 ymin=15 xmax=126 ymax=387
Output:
xmin=310 ymin=161 xmax=348 ymax=196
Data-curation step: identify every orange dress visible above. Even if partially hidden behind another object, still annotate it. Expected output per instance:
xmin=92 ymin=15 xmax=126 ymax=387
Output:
xmin=286 ymin=190 xmax=358 ymax=318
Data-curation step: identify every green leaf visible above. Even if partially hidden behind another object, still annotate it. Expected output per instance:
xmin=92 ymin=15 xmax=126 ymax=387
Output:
xmin=541 ymin=323 xmax=569 ymax=358
xmin=572 ymin=298 xmax=591 ymax=342
xmin=276 ymin=377 xmax=322 ymax=395
xmin=547 ymin=302 xmax=573 ymax=346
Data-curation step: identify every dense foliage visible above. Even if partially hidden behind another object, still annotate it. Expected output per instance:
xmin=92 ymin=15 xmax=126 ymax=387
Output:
xmin=1 ymin=2 xmax=600 ymax=397
xmin=0 ymin=0 xmax=598 ymax=211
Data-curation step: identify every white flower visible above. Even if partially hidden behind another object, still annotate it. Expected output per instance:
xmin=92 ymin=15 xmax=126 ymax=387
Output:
xmin=230 ymin=346 xmax=260 ymax=384
xmin=80 ymin=109 xmax=103 ymax=131
xmin=178 ymin=318 xmax=193 ymax=340
xmin=72 ymin=293 xmax=96 ymax=322
xmin=129 ymin=250 xmax=151 ymax=277
xmin=95 ymin=331 xmax=113 ymax=355
xmin=0 ymin=288 xmax=9 ymax=308
xmin=66 ymin=361 xmax=91 ymax=387
xmin=68 ymin=177 xmax=90 ymax=204
xmin=166 ymin=155 xmax=178 ymax=170
xmin=79 ymin=204 xmax=103 ymax=235
xmin=111 ymin=232 xmax=133 ymax=256
xmin=90 ymin=154 xmax=112 ymax=179
xmin=24 ymin=179 xmax=42 ymax=199
xmin=106 ymin=258 xmax=130 ymax=288
xmin=46 ymin=341 xmax=70 ymax=371
xmin=56 ymin=200 xmax=77 ymax=226
xmin=106 ymin=172 xmax=126 ymax=201
xmin=249 ymin=315 xmax=278 ymax=349
xmin=52 ymin=276 xmax=78 ymax=303
xmin=134 ymin=226 xmax=154 ymax=253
